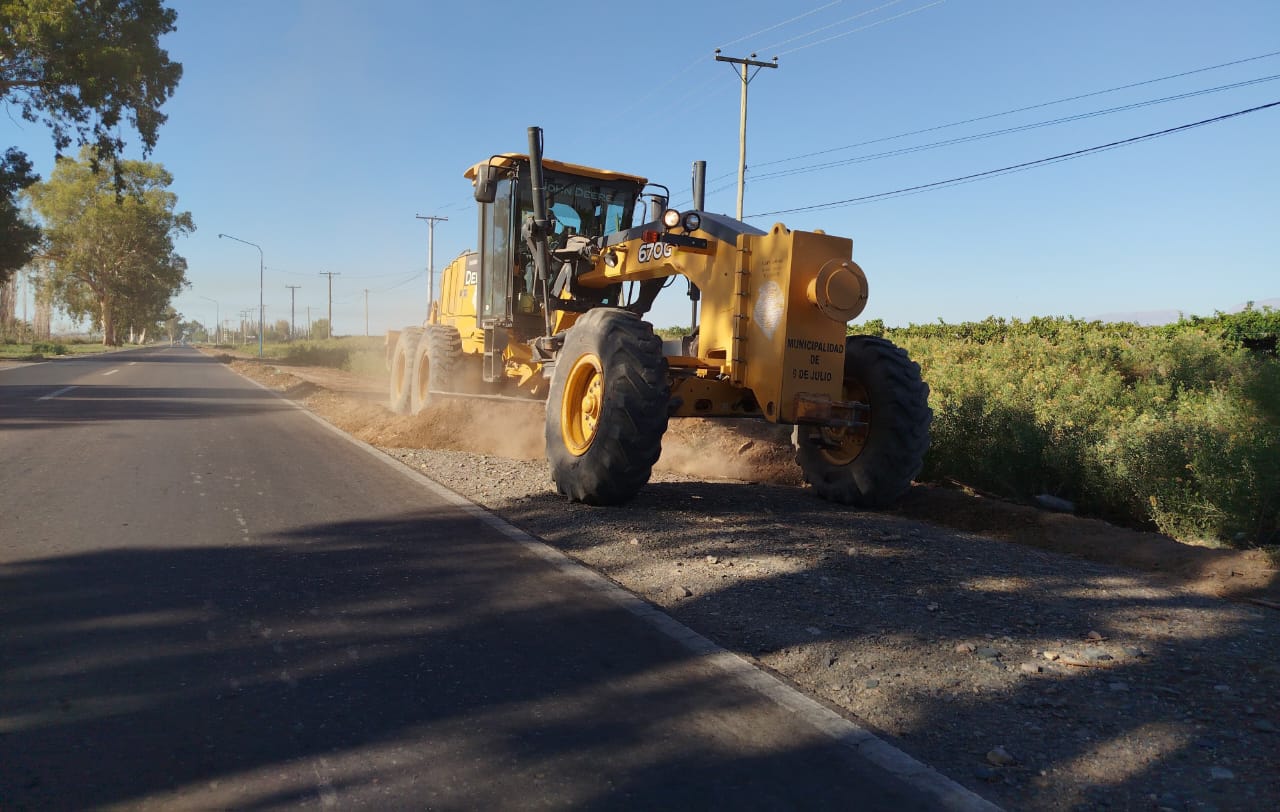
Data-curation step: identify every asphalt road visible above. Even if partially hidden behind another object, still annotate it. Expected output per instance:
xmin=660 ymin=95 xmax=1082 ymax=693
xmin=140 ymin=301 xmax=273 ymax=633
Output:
xmin=0 ymin=347 xmax=982 ymax=810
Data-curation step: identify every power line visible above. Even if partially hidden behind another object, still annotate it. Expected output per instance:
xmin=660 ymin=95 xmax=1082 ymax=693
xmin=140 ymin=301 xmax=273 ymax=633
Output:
xmin=265 ymin=265 xmax=411 ymax=280
xmin=676 ymin=49 xmax=1280 ymax=206
xmin=759 ymin=0 xmax=908 ymax=52
xmin=599 ymin=2 xmax=840 ymax=130
xmin=747 ymin=49 xmax=1280 ymax=175
xmin=747 ymin=101 xmax=1280 ymax=217
xmin=381 ymin=270 xmax=426 ymax=293
xmin=716 ymin=0 xmax=847 ymax=51
xmin=772 ymin=0 xmax=945 ymax=57
xmin=747 ymin=73 xmax=1280 ymax=184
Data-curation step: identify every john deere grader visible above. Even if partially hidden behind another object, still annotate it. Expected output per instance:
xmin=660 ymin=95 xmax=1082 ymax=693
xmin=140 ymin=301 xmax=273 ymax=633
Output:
xmin=387 ymin=127 xmax=931 ymax=507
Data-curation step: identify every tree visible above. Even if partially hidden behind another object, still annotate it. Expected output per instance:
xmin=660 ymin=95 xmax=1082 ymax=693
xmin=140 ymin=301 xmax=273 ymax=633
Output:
xmin=24 ymin=147 xmax=193 ymax=344
xmin=1 ymin=148 xmax=41 ymax=284
xmin=1 ymin=0 xmax=182 ymax=171
xmin=175 ymin=317 xmax=205 ymax=342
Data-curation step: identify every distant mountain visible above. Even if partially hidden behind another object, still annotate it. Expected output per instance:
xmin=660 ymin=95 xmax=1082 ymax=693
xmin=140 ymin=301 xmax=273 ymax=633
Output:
xmin=1092 ymin=298 xmax=1280 ymax=325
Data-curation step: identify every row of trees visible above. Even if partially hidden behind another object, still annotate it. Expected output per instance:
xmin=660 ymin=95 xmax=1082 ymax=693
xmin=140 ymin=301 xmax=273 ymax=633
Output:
xmin=184 ymin=318 xmax=333 ymax=345
xmin=1 ymin=0 xmax=189 ymax=344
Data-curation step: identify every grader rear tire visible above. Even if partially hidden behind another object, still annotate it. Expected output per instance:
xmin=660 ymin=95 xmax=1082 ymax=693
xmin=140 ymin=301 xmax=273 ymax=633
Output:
xmin=794 ymin=335 xmax=931 ymax=507
xmin=546 ymin=309 xmax=669 ymax=506
xmin=410 ymin=325 xmax=466 ymax=414
xmin=388 ymin=327 xmax=423 ymax=415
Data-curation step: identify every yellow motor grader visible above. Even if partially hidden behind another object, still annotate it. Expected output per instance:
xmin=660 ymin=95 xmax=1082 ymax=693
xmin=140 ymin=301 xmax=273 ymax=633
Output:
xmin=387 ymin=127 xmax=931 ymax=506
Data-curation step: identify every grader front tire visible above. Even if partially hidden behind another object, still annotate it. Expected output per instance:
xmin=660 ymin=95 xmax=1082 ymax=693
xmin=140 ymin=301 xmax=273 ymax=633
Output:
xmin=546 ymin=309 xmax=669 ymax=506
xmin=794 ymin=335 xmax=931 ymax=507
xmin=388 ymin=327 xmax=423 ymax=415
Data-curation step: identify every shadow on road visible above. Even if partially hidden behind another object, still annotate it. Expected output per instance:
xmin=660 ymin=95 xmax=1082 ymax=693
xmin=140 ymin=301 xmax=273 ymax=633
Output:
xmin=0 ymin=385 xmax=288 ymax=430
xmin=0 ymin=510 xmax=934 ymax=810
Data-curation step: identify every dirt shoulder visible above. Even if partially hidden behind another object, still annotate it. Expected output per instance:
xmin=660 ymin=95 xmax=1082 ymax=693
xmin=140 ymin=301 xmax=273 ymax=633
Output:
xmin=225 ymin=352 xmax=1278 ymax=604
xmin=219 ymin=352 xmax=1280 ymax=811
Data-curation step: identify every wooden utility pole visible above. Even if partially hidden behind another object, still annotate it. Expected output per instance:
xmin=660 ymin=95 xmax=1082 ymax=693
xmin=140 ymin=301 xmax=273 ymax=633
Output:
xmin=319 ymin=271 xmax=340 ymax=338
xmin=714 ymin=50 xmax=778 ymax=220
xmin=285 ymin=284 xmax=301 ymax=341
xmin=415 ymin=214 xmax=448 ymax=312
xmin=363 ymin=289 xmax=370 ymax=337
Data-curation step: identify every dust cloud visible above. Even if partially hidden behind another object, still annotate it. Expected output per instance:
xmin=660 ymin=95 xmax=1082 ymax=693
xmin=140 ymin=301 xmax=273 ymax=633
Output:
xmin=322 ymin=386 xmax=801 ymax=484
xmin=658 ymin=418 xmax=802 ymax=485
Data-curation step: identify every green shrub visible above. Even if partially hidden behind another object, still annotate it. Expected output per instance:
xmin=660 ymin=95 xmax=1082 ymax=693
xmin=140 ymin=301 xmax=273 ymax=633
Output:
xmin=30 ymin=341 xmax=69 ymax=356
xmin=262 ymin=337 xmax=385 ymax=375
xmin=854 ymin=317 xmax=1280 ymax=547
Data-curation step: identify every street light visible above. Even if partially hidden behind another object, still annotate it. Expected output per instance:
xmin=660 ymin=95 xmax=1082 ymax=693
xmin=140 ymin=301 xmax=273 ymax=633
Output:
xmin=198 ymin=295 xmax=219 ymax=344
xmin=217 ymin=233 xmax=264 ymax=357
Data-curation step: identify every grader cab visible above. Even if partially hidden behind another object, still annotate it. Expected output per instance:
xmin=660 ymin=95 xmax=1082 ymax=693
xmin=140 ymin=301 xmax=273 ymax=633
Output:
xmin=388 ymin=127 xmax=931 ymax=506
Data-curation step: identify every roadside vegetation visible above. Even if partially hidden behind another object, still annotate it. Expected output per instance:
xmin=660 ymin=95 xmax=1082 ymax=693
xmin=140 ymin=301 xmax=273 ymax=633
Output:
xmin=249 ymin=313 xmax=1278 ymax=552
xmin=0 ymin=336 xmax=110 ymax=360
xmin=249 ymin=336 xmax=386 ymax=378
xmin=850 ymin=307 xmax=1279 ymax=550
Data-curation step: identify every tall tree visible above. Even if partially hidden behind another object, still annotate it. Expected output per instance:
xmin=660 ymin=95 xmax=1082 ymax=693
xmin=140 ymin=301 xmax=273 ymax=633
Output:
xmin=1 ymin=0 xmax=182 ymax=168
xmin=25 ymin=146 xmax=193 ymax=344
xmin=1 ymin=147 xmax=41 ymax=284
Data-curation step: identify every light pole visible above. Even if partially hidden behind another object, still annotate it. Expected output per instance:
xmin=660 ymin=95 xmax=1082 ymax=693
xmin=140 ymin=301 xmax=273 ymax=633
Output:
xmin=198 ymin=295 xmax=219 ymax=344
xmin=218 ymin=233 xmax=264 ymax=356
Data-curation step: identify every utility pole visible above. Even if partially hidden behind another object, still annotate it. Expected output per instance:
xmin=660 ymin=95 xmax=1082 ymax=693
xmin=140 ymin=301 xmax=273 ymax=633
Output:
xmin=306 ymin=306 xmax=312 ymax=339
xmin=363 ymin=289 xmax=370 ymax=337
xmin=714 ymin=50 xmax=778 ymax=220
xmin=285 ymin=285 xmax=301 ymax=341
xmin=415 ymin=214 xmax=448 ymax=312
xmin=319 ymin=272 xmax=340 ymax=338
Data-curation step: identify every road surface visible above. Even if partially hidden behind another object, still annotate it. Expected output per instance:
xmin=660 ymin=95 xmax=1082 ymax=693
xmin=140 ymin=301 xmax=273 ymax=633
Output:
xmin=0 ymin=347 xmax=985 ymax=810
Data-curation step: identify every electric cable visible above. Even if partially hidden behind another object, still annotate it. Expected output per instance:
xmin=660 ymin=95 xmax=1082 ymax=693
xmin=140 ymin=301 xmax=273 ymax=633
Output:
xmin=749 ymin=73 xmax=1280 ymax=183
xmin=747 ymin=101 xmax=1280 ymax=217
xmin=674 ymin=50 xmax=1280 ymax=207
xmin=773 ymin=1 xmax=945 ymax=57
xmin=756 ymin=0 xmax=907 ymax=52
xmin=716 ymin=0 xmax=846 ymax=51
xmin=749 ymin=49 xmax=1280 ymax=174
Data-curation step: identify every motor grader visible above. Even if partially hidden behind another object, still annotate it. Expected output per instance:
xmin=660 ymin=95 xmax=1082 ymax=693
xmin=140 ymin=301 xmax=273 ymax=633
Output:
xmin=387 ymin=127 xmax=931 ymax=506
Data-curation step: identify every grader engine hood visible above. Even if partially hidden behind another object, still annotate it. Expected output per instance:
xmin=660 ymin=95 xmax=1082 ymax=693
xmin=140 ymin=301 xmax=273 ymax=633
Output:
xmin=709 ymin=224 xmax=867 ymax=424
xmin=580 ymin=217 xmax=868 ymax=426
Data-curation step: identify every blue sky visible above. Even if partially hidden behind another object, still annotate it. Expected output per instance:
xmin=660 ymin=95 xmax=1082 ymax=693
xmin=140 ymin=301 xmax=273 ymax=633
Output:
xmin=7 ymin=0 xmax=1279 ymax=335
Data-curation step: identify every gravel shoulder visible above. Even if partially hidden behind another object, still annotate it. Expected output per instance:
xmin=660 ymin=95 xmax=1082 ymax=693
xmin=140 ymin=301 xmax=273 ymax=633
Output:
xmin=224 ymin=354 xmax=1280 ymax=811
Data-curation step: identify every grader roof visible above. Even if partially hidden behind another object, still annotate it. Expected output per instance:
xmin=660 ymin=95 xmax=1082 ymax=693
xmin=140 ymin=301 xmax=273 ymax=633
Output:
xmin=465 ymin=154 xmax=647 ymax=186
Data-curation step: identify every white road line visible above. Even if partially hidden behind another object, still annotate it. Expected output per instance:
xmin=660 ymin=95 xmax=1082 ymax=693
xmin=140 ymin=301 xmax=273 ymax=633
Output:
xmin=102 ymin=368 xmax=119 ymax=376
xmin=38 ymin=385 xmax=78 ymax=401
xmin=128 ymin=362 xmax=138 ymax=366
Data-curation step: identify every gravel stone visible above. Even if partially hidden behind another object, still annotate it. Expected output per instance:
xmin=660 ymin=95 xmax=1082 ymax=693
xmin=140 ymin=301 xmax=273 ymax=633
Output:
xmin=986 ymin=746 xmax=1016 ymax=766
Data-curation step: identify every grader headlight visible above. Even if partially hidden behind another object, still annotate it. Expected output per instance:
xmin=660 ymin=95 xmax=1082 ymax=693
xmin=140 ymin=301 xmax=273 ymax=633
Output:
xmin=807 ymin=259 xmax=869 ymax=323
xmin=661 ymin=208 xmax=682 ymax=229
